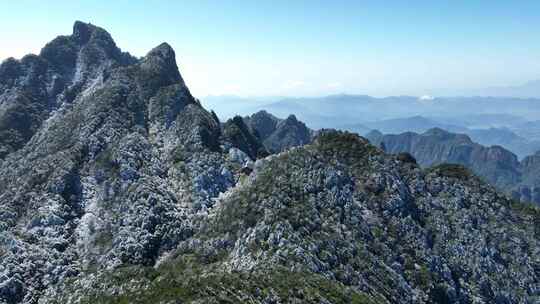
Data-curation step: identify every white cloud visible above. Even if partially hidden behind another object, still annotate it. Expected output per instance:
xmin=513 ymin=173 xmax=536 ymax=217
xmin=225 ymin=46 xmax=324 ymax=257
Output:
xmin=419 ymin=95 xmax=435 ymax=101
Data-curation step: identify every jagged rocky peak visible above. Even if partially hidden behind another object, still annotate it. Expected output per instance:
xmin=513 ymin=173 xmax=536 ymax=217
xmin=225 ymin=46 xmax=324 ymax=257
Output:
xmin=423 ymin=127 xmax=471 ymax=142
xmin=0 ymin=21 xmax=119 ymax=85
xmin=242 ymin=110 xmax=313 ymax=153
xmin=72 ymin=20 xmax=113 ymax=46
xmin=0 ymin=22 xmax=243 ymax=303
xmin=0 ymin=22 xmax=191 ymax=160
xmin=140 ymin=42 xmax=184 ymax=85
xmin=146 ymin=42 xmax=177 ymax=62
xmin=39 ymin=21 xmax=131 ymax=73
xmin=284 ymin=113 xmax=298 ymax=122
xmin=265 ymin=112 xmax=313 ymax=153
xmin=222 ymin=115 xmax=268 ymax=159
xmin=244 ymin=110 xmax=280 ymax=139
xmin=274 ymin=114 xmax=310 ymax=135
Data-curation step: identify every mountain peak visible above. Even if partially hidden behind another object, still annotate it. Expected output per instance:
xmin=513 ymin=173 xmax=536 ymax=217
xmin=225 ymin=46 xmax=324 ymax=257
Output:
xmin=72 ymin=21 xmax=100 ymax=44
xmin=38 ymin=20 xmax=125 ymax=73
xmin=147 ymin=42 xmax=176 ymax=61
xmin=423 ymin=127 xmax=474 ymax=143
xmin=423 ymin=127 xmax=450 ymax=136
xmin=253 ymin=109 xmax=270 ymax=116
xmin=71 ymin=21 xmax=119 ymax=50
xmin=251 ymin=110 xmax=279 ymax=122
xmin=284 ymin=114 xmax=298 ymax=123
xmin=140 ymin=42 xmax=183 ymax=85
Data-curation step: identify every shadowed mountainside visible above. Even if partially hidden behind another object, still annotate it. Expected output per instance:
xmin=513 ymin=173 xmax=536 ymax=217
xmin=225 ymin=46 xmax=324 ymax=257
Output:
xmin=366 ymin=128 xmax=540 ymax=205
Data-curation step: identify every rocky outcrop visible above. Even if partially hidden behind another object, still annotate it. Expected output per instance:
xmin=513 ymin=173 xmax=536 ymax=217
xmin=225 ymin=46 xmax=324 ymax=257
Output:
xmin=365 ymin=128 xmax=540 ymax=205
xmin=0 ymin=22 xmax=135 ymax=159
xmin=243 ymin=110 xmax=280 ymax=140
xmin=264 ymin=114 xmax=313 ymax=153
xmin=244 ymin=110 xmax=313 ymax=153
xmin=46 ymin=131 xmax=540 ymax=304
xmin=222 ymin=115 xmax=268 ymax=159
xmin=366 ymin=128 xmax=521 ymax=190
xmin=512 ymin=151 xmax=540 ymax=204
xmin=0 ymin=22 xmax=239 ymax=303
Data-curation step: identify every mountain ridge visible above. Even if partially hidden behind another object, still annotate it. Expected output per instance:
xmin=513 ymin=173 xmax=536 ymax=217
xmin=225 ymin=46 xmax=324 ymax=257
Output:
xmin=244 ymin=110 xmax=313 ymax=153
xmin=0 ymin=22 xmax=539 ymax=304
xmin=366 ymin=127 xmax=540 ymax=205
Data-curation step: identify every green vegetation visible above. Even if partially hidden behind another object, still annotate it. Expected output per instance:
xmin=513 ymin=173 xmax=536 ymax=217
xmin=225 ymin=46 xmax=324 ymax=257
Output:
xmin=169 ymin=145 xmax=187 ymax=163
xmin=0 ymin=93 xmax=46 ymax=159
xmin=427 ymin=163 xmax=472 ymax=179
xmin=396 ymin=152 xmax=417 ymax=164
xmin=510 ymin=199 xmax=540 ymax=236
xmin=95 ymin=147 xmax=120 ymax=175
xmin=315 ymin=131 xmax=376 ymax=162
xmin=223 ymin=116 xmax=268 ymax=159
xmin=510 ymin=199 xmax=540 ymax=216
xmin=75 ymin=255 xmax=377 ymax=304
xmin=93 ymin=230 xmax=113 ymax=249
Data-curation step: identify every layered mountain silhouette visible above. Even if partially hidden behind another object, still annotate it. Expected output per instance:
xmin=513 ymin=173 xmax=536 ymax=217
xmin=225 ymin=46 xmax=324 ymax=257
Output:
xmin=344 ymin=116 xmax=540 ymax=159
xmin=205 ymin=94 xmax=540 ymax=130
xmin=366 ymin=128 xmax=540 ymax=205
xmin=1 ymin=22 xmax=539 ymax=304
xmin=467 ymin=127 xmax=540 ymax=160
xmin=362 ymin=116 xmax=467 ymax=135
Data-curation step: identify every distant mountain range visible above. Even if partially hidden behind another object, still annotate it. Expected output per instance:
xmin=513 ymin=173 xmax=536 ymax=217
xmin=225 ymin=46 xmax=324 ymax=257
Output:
xmin=366 ymin=128 xmax=540 ymax=205
xmin=232 ymin=111 xmax=540 ymax=205
xmin=360 ymin=116 xmax=467 ymax=134
xmin=203 ymin=94 xmax=540 ymax=124
xmin=202 ymin=94 xmax=540 ymax=158
xmin=467 ymin=128 xmax=540 ymax=159
xmin=342 ymin=116 xmax=540 ymax=159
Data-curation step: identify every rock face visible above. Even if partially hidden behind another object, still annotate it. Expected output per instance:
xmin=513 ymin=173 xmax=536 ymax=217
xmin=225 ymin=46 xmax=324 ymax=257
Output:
xmin=1 ymin=23 xmax=540 ymax=304
xmin=366 ymin=128 xmax=540 ymax=205
xmin=467 ymin=127 xmax=540 ymax=160
xmin=515 ymin=151 xmax=540 ymax=204
xmin=244 ymin=110 xmax=313 ymax=153
xmin=243 ymin=110 xmax=280 ymax=139
xmin=43 ymin=131 xmax=540 ymax=304
xmin=0 ymin=22 xmax=242 ymax=304
xmin=222 ymin=115 xmax=268 ymax=159
xmin=0 ymin=21 xmax=135 ymax=159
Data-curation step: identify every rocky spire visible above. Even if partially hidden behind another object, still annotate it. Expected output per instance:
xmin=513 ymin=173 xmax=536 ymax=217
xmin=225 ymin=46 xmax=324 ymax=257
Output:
xmin=137 ymin=42 xmax=188 ymax=101
xmin=72 ymin=21 xmax=102 ymax=45
xmin=244 ymin=110 xmax=280 ymax=140
xmin=40 ymin=21 xmax=125 ymax=71
xmin=141 ymin=43 xmax=183 ymax=83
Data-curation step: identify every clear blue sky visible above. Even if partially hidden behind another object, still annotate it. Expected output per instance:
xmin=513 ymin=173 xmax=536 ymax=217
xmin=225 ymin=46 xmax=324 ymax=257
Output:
xmin=1 ymin=1 xmax=539 ymax=97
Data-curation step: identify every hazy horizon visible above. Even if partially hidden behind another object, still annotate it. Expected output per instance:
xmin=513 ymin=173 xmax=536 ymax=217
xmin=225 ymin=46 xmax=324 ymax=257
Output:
xmin=1 ymin=1 xmax=540 ymax=98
